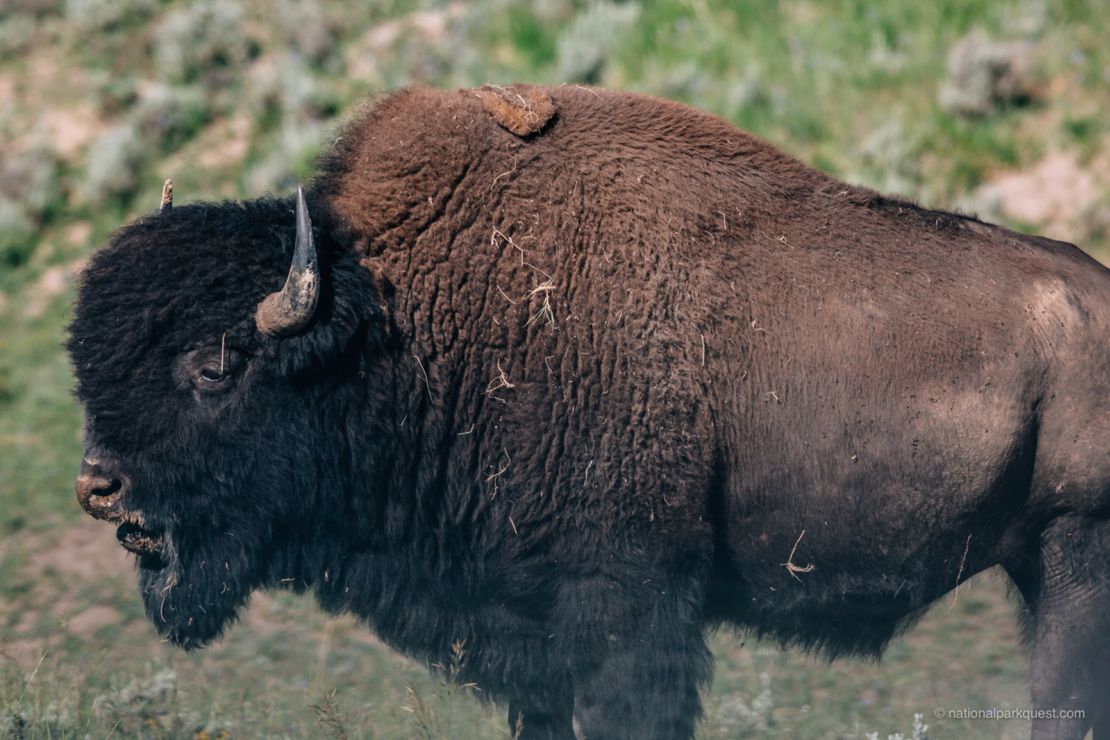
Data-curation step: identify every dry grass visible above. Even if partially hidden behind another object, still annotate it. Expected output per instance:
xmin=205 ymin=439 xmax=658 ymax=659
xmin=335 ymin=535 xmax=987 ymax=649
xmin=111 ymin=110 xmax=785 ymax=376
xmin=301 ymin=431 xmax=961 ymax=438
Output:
xmin=311 ymin=688 xmax=350 ymax=740
xmin=412 ymin=353 xmax=433 ymax=401
xmin=782 ymin=530 xmax=815 ymax=581
xmin=484 ymin=359 xmax=514 ymax=397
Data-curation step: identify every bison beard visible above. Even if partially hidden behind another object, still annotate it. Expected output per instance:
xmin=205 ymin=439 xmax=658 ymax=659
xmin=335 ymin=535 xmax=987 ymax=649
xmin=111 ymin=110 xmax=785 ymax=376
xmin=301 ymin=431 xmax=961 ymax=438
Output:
xmin=68 ymin=85 xmax=1109 ymax=740
xmin=137 ymin=526 xmax=256 ymax=650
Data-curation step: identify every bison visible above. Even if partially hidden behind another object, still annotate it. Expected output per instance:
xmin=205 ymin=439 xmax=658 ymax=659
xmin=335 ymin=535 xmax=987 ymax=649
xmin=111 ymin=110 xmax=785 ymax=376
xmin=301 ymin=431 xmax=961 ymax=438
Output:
xmin=68 ymin=84 xmax=1108 ymax=740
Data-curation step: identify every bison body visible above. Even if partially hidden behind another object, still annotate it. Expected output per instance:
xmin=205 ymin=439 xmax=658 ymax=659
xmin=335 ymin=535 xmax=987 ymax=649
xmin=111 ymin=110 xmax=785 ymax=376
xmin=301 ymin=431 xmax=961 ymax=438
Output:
xmin=69 ymin=86 xmax=1109 ymax=739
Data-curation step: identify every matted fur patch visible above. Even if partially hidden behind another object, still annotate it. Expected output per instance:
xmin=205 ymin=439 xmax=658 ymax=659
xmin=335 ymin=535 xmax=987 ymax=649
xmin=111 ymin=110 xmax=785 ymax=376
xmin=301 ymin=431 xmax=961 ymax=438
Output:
xmin=476 ymin=84 xmax=558 ymax=137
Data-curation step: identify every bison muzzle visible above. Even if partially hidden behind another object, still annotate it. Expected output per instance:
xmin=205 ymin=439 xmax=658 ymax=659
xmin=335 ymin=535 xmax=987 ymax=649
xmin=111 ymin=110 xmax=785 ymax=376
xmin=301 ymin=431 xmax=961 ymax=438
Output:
xmin=68 ymin=84 xmax=1109 ymax=740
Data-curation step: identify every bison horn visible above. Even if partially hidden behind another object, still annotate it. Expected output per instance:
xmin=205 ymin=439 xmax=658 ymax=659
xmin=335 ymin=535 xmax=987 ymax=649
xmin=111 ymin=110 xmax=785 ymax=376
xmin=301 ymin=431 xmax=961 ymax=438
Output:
xmin=160 ymin=179 xmax=173 ymax=213
xmin=255 ymin=186 xmax=320 ymax=336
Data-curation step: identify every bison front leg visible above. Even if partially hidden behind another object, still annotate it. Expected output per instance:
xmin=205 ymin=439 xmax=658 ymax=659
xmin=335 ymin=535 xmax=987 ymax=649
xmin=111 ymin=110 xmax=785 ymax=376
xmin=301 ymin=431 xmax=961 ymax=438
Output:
xmin=560 ymin=571 xmax=711 ymax=740
xmin=1008 ymin=516 xmax=1110 ymax=740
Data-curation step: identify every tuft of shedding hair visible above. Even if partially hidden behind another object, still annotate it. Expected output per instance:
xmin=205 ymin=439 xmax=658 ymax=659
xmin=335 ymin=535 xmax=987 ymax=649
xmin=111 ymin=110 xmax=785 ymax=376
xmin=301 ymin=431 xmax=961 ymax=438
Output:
xmin=474 ymin=83 xmax=558 ymax=137
xmin=68 ymin=84 xmax=1110 ymax=739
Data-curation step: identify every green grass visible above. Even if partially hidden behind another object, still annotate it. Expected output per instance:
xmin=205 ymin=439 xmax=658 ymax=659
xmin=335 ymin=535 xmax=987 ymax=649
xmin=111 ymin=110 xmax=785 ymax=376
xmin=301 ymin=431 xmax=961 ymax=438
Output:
xmin=0 ymin=558 xmax=1031 ymax=738
xmin=1 ymin=0 xmax=1108 ymax=737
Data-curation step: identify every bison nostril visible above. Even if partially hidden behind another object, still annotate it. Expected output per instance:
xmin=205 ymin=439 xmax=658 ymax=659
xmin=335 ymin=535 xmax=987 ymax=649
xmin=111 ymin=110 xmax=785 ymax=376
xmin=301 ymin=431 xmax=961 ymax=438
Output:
xmin=95 ymin=478 xmax=122 ymax=497
xmin=75 ymin=474 xmax=125 ymax=515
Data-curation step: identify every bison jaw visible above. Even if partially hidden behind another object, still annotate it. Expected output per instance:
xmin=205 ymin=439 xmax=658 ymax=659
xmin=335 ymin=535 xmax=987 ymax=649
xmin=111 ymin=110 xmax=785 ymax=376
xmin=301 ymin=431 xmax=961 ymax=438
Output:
xmin=116 ymin=520 xmax=163 ymax=558
xmin=92 ymin=505 xmax=165 ymax=560
xmin=137 ymin=529 xmax=260 ymax=650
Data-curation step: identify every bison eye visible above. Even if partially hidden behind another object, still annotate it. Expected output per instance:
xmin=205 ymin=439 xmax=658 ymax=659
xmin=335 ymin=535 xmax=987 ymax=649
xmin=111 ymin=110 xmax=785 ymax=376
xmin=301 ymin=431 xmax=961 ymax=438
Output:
xmin=179 ymin=346 xmax=245 ymax=395
xmin=197 ymin=365 xmax=230 ymax=386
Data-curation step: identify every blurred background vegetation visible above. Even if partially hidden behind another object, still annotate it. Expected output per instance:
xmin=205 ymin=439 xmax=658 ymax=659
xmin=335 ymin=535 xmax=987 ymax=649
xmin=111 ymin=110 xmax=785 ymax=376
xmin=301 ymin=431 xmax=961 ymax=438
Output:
xmin=0 ymin=0 xmax=1106 ymax=737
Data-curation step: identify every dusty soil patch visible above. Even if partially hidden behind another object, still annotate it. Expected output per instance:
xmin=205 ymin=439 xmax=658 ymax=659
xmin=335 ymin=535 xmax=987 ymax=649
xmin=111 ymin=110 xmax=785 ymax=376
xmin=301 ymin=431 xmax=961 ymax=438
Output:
xmin=65 ymin=604 xmax=122 ymax=637
xmin=977 ymin=149 xmax=1100 ymax=239
xmin=24 ymin=517 xmax=132 ymax=584
xmin=3 ymin=518 xmax=385 ymax=671
xmin=36 ymin=103 xmax=101 ymax=160
xmin=196 ymin=112 xmax=252 ymax=170
xmin=64 ymin=221 xmax=93 ymax=248
xmin=22 ymin=260 xmax=85 ymax=319
xmin=163 ymin=111 xmax=253 ymax=175
xmin=0 ymin=72 xmax=14 ymax=110
xmin=1 ymin=519 xmax=131 ymax=668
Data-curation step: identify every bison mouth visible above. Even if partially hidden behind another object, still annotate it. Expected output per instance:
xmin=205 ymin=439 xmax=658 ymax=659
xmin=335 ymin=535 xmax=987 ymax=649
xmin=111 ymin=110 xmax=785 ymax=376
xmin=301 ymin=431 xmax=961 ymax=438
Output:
xmin=116 ymin=520 xmax=164 ymax=557
xmin=75 ymin=468 xmax=164 ymax=560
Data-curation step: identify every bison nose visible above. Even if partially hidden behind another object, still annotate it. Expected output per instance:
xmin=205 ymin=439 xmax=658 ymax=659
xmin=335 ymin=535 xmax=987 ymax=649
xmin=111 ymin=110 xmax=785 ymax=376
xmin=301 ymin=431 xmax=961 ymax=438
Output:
xmin=75 ymin=460 xmax=127 ymax=521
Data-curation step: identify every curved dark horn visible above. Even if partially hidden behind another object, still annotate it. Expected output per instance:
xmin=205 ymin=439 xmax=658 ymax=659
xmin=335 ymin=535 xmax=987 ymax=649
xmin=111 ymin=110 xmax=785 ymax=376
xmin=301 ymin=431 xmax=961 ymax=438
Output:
xmin=255 ymin=186 xmax=320 ymax=336
xmin=160 ymin=179 xmax=173 ymax=213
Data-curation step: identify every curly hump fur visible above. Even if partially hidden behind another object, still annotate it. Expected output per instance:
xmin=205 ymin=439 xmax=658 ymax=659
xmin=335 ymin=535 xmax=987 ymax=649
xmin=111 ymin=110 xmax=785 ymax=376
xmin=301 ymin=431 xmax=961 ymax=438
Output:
xmin=69 ymin=85 xmax=1110 ymax=739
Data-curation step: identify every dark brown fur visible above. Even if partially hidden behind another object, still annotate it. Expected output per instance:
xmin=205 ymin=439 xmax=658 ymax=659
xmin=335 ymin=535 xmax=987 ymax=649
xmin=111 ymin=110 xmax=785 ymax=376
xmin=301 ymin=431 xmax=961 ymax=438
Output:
xmin=316 ymin=86 xmax=1109 ymax=739
xmin=71 ymin=86 xmax=1109 ymax=740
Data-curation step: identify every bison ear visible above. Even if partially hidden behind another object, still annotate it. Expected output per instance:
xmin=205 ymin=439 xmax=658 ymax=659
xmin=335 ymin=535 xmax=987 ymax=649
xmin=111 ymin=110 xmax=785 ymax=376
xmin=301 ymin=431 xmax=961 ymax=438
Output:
xmin=265 ymin=251 xmax=385 ymax=378
xmin=255 ymin=187 xmax=321 ymax=336
xmin=260 ymin=209 xmax=386 ymax=379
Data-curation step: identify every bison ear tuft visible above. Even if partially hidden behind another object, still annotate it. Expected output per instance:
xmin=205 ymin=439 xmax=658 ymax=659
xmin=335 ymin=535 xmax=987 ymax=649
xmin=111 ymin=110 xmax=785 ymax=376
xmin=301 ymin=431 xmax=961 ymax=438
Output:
xmin=256 ymin=187 xmax=321 ymax=336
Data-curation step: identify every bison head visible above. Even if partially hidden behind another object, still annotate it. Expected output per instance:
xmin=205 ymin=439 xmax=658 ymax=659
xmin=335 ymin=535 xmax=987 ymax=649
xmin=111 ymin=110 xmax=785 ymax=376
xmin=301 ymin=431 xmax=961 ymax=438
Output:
xmin=67 ymin=188 xmax=382 ymax=649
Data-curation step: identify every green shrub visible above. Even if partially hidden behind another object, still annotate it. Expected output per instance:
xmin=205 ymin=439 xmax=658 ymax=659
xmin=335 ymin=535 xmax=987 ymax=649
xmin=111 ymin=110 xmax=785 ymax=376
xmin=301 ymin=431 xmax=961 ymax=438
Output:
xmin=91 ymin=667 xmax=208 ymax=736
xmin=87 ymin=70 xmax=141 ymax=117
xmin=0 ymin=145 xmax=61 ymax=223
xmin=275 ymin=0 xmax=341 ymax=66
xmin=249 ymin=53 xmax=339 ymax=124
xmin=554 ymin=1 xmax=641 ymax=84
xmin=0 ymin=197 xmax=36 ymax=271
xmin=153 ymin=0 xmax=253 ymax=85
xmin=0 ymin=364 xmax=13 ymax=405
xmin=132 ymin=83 xmax=211 ymax=152
xmin=64 ymin=0 xmax=157 ymax=31
xmin=3 ymin=0 xmax=61 ymax=15
xmin=853 ymin=119 xmax=924 ymax=197
xmin=938 ymin=30 xmax=1036 ymax=116
xmin=245 ymin=119 xmax=324 ymax=194
xmin=83 ymin=123 xmax=144 ymax=202
xmin=0 ymin=14 xmax=37 ymax=60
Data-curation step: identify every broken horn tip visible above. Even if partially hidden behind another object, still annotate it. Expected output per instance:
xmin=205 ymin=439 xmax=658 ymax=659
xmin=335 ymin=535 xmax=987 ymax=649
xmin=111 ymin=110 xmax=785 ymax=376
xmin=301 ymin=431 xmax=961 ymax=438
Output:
xmin=160 ymin=179 xmax=173 ymax=212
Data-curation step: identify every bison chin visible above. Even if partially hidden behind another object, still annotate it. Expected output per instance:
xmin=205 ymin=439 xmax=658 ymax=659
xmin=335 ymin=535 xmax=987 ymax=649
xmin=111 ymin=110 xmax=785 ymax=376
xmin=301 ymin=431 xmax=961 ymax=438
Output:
xmin=137 ymin=529 xmax=264 ymax=650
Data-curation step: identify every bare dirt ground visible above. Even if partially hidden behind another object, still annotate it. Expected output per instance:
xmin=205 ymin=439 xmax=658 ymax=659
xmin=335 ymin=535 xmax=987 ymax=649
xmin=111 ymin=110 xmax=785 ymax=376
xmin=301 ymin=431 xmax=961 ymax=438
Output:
xmin=1 ymin=517 xmax=386 ymax=671
xmin=978 ymin=148 xmax=1103 ymax=238
xmin=2 ymin=518 xmax=132 ymax=667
